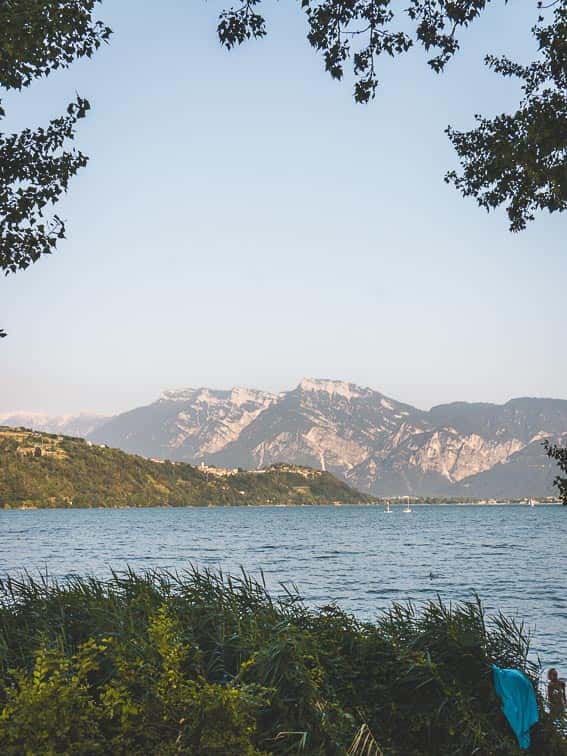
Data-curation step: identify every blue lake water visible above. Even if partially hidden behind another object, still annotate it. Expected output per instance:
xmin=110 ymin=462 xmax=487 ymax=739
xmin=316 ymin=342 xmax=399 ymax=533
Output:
xmin=1 ymin=504 xmax=566 ymax=673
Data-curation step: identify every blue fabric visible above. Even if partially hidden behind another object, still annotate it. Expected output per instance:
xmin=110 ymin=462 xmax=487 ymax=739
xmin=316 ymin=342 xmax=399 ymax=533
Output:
xmin=492 ymin=664 xmax=539 ymax=749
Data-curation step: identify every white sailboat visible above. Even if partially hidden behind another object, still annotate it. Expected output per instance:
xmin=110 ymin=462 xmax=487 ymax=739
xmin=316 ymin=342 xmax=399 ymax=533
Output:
xmin=384 ymin=500 xmax=392 ymax=513
xmin=529 ymin=497 xmax=536 ymax=508
xmin=403 ymin=497 xmax=412 ymax=513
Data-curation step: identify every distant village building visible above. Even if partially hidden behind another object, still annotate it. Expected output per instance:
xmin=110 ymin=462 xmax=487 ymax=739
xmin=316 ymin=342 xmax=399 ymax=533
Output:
xmin=198 ymin=462 xmax=239 ymax=477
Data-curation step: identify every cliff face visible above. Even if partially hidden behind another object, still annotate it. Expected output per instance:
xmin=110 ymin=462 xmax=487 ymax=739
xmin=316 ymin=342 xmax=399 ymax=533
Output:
xmin=89 ymin=387 xmax=276 ymax=461
xmin=208 ymin=379 xmax=430 ymax=475
xmin=87 ymin=378 xmax=567 ymax=496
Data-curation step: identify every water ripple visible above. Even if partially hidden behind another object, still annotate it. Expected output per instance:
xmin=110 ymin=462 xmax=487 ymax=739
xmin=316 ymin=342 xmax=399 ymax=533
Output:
xmin=1 ymin=504 xmax=565 ymax=669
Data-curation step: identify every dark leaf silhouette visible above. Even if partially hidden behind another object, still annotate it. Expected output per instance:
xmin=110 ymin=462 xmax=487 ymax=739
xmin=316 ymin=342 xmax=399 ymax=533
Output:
xmin=217 ymin=0 xmax=567 ymax=231
xmin=544 ymin=440 xmax=567 ymax=504
xmin=0 ymin=1 xmax=111 ymax=280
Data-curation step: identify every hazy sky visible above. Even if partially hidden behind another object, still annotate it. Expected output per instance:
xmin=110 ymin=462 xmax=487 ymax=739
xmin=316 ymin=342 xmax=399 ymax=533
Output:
xmin=1 ymin=0 xmax=565 ymax=415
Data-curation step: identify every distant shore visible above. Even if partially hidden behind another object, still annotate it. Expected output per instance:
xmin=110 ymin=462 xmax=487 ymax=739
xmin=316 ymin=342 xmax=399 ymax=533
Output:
xmin=5 ymin=499 xmax=563 ymax=511
xmin=3 ymin=427 xmax=563 ymax=510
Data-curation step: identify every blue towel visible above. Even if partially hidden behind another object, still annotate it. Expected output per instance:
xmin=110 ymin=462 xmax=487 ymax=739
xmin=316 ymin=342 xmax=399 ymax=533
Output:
xmin=492 ymin=664 xmax=539 ymax=749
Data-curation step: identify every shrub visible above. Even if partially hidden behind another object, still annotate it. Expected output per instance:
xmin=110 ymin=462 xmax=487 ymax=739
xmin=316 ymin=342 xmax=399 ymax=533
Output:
xmin=0 ymin=569 xmax=565 ymax=754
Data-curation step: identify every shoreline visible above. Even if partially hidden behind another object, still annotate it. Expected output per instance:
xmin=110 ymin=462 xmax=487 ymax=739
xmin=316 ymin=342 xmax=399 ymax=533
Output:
xmin=2 ymin=500 xmax=563 ymax=511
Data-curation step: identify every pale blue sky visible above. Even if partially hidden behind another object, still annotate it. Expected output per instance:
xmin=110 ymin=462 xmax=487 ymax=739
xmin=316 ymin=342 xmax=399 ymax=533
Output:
xmin=1 ymin=0 xmax=565 ymax=414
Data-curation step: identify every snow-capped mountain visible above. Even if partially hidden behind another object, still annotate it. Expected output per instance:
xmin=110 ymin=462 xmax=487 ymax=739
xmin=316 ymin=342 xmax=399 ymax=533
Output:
xmin=0 ymin=412 xmax=108 ymax=438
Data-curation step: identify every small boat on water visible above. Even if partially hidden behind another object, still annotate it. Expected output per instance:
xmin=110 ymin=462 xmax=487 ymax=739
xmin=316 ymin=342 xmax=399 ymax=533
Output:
xmin=403 ymin=498 xmax=412 ymax=513
xmin=529 ymin=498 xmax=536 ymax=508
xmin=384 ymin=500 xmax=392 ymax=513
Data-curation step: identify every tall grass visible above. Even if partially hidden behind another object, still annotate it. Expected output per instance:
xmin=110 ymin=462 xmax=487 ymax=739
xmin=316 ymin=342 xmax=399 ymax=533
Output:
xmin=0 ymin=569 xmax=564 ymax=754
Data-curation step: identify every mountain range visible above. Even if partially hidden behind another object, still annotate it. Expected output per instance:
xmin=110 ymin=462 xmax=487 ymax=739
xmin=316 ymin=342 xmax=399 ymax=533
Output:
xmin=5 ymin=379 xmax=566 ymax=497
xmin=0 ymin=412 xmax=108 ymax=438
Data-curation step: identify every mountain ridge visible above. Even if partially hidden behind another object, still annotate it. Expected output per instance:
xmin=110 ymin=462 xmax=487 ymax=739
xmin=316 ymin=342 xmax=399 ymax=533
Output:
xmin=0 ymin=412 xmax=108 ymax=438
xmin=6 ymin=379 xmax=566 ymax=497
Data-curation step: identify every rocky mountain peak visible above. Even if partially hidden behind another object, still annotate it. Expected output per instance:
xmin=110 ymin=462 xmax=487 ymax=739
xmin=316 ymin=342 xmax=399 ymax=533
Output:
xmin=89 ymin=384 xmax=276 ymax=462
xmin=159 ymin=386 xmax=276 ymax=408
xmin=160 ymin=387 xmax=202 ymax=402
xmin=228 ymin=387 xmax=278 ymax=407
xmin=159 ymin=387 xmax=226 ymax=403
xmin=298 ymin=377 xmax=371 ymax=400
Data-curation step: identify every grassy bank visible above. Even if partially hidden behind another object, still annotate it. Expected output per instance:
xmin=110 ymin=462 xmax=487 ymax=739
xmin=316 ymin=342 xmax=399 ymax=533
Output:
xmin=0 ymin=570 xmax=565 ymax=754
xmin=0 ymin=427 xmax=371 ymax=508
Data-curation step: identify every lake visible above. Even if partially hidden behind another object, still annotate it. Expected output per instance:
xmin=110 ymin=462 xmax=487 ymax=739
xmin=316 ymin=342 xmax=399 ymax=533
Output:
xmin=1 ymin=503 xmax=565 ymax=673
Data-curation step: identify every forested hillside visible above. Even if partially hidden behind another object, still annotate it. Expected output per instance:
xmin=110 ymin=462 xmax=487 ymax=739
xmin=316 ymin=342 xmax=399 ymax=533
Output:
xmin=0 ymin=428 xmax=370 ymax=509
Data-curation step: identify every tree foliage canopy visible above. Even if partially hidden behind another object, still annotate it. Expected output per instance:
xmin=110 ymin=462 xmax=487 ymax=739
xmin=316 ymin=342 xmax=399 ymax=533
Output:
xmin=0 ymin=1 xmax=111 ymax=278
xmin=0 ymin=2 xmax=564 ymax=338
xmin=0 ymin=427 xmax=371 ymax=509
xmin=544 ymin=440 xmax=567 ymax=504
xmin=217 ymin=0 xmax=567 ymax=231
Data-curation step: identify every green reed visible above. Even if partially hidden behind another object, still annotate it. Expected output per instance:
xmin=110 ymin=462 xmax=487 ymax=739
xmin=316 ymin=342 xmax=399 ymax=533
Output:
xmin=0 ymin=569 xmax=564 ymax=755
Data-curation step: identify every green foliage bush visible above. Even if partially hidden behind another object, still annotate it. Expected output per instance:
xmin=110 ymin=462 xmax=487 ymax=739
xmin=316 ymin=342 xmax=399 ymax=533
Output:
xmin=0 ymin=569 xmax=565 ymax=755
